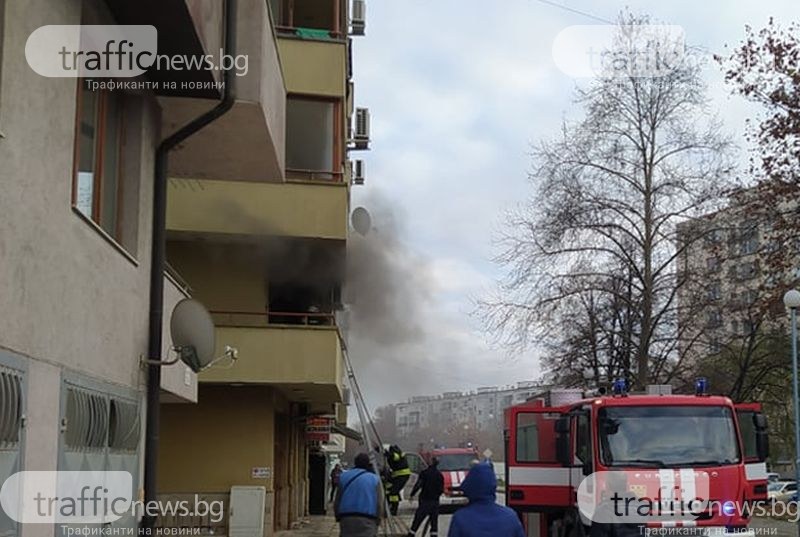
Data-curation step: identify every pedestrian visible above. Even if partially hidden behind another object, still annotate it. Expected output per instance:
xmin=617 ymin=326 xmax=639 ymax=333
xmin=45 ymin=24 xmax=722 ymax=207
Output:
xmin=335 ymin=453 xmax=384 ymax=537
xmin=447 ymin=462 xmax=524 ymax=537
xmin=330 ymin=463 xmax=343 ymax=503
xmin=407 ymin=457 xmax=445 ymax=537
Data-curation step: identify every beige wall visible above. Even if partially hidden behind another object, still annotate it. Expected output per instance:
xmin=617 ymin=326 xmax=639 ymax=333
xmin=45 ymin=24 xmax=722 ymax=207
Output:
xmin=167 ymin=178 xmax=349 ymax=240
xmin=167 ymin=241 xmax=268 ymax=313
xmin=159 ymin=385 xmax=278 ymax=493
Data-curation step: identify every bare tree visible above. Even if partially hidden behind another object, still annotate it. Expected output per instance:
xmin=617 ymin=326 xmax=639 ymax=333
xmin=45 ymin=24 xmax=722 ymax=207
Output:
xmin=483 ymin=14 xmax=734 ymax=388
xmin=717 ymin=18 xmax=800 ymax=183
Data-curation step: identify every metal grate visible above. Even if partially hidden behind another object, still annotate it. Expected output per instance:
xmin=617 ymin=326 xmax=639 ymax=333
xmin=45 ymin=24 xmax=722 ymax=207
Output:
xmin=65 ymin=387 xmax=109 ymax=450
xmin=109 ymin=399 xmax=140 ymax=452
xmin=0 ymin=368 xmax=22 ymax=448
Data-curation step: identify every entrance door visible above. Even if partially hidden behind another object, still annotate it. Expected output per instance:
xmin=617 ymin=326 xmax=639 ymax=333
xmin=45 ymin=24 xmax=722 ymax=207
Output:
xmin=308 ymin=452 xmax=327 ymax=515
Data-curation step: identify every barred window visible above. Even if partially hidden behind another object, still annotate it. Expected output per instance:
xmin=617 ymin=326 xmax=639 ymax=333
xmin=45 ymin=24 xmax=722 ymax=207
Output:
xmin=65 ymin=387 xmax=109 ymax=450
xmin=109 ymin=399 xmax=140 ymax=452
xmin=0 ymin=368 xmax=22 ymax=446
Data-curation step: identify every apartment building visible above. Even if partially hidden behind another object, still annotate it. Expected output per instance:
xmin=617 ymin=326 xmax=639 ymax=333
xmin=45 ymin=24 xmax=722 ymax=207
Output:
xmin=395 ymin=382 xmax=543 ymax=438
xmin=157 ymin=0 xmax=367 ymax=534
xmin=676 ymin=182 xmax=800 ymax=361
xmin=0 ymin=1 xmax=208 ymax=537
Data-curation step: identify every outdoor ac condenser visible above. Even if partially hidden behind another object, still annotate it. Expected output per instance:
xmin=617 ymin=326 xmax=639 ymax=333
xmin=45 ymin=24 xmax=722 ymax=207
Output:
xmin=351 ymin=0 xmax=366 ymax=36
xmin=353 ymin=108 xmax=370 ymax=150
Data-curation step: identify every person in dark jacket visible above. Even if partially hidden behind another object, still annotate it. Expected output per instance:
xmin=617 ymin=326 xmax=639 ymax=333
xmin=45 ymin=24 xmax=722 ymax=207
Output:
xmin=448 ymin=462 xmax=524 ymax=537
xmin=335 ymin=453 xmax=384 ymax=537
xmin=407 ymin=457 xmax=445 ymax=537
xmin=330 ymin=463 xmax=343 ymax=503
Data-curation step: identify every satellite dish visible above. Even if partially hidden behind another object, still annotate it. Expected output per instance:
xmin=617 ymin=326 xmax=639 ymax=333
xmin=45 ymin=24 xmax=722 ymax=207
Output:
xmin=351 ymin=207 xmax=372 ymax=236
xmin=170 ymin=299 xmax=216 ymax=373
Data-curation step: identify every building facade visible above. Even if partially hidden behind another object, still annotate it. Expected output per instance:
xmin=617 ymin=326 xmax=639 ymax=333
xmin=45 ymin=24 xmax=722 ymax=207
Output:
xmin=1 ymin=0 xmax=366 ymax=536
xmin=157 ymin=0 xmax=366 ymax=535
xmin=676 ymin=182 xmax=800 ymax=362
xmin=0 ymin=1 xmax=207 ymax=537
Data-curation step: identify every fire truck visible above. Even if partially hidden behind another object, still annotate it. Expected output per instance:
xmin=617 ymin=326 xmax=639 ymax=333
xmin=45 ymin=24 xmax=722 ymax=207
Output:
xmin=504 ymin=381 xmax=769 ymax=537
xmin=419 ymin=447 xmax=480 ymax=509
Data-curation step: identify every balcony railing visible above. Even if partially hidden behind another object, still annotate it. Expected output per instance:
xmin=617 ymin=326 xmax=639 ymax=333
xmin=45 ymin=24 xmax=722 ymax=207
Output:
xmin=210 ymin=309 xmax=336 ymax=328
xmin=286 ymin=167 xmax=344 ymax=183
xmin=276 ymin=25 xmax=344 ymax=40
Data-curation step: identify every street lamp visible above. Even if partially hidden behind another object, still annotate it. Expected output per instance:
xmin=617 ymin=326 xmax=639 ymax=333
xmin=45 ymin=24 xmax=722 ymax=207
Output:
xmin=783 ymin=288 xmax=800 ymax=532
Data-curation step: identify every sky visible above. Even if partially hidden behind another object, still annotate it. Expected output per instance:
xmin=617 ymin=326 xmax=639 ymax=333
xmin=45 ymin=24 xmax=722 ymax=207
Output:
xmin=345 ymin=0 xmax=799 ymax=409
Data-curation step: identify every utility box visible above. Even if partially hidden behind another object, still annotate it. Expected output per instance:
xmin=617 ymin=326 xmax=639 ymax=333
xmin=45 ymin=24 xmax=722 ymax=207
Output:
xmin=229 ymin=486 xmax=266 ymax=537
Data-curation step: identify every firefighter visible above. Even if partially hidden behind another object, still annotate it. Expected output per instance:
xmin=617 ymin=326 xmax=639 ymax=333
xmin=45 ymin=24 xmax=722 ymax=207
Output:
xmin=384 ymin=444 xmax=412 ymax=516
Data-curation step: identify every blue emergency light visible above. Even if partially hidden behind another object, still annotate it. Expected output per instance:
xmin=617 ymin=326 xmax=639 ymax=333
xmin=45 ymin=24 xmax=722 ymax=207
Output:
xmin=695 ymin=377 xmax=709 ymax=396
xmin=611 ymin=378 xmax=628 ymax=396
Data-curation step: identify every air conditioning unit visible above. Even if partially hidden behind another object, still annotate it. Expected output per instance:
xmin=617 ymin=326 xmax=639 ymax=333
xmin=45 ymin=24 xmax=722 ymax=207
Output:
xmin=351 ymin=160 xmax=365 ymax=185
xmin=353 ymin=108 xmax=370 ymax=150
xmin=351 ymin=0 xmax=366 ymax=36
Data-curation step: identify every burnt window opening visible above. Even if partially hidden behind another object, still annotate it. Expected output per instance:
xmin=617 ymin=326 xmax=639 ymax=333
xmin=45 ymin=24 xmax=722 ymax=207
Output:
xmin=268 ymin=282 xmax=341 ymax=326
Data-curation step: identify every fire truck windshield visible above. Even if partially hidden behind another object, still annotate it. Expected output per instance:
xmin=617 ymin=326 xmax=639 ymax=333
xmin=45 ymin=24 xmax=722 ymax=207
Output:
xmin=598 ymin=405 xmax=740 ymax=468
xmin=437 ymin=453 xmax=477 ymax=471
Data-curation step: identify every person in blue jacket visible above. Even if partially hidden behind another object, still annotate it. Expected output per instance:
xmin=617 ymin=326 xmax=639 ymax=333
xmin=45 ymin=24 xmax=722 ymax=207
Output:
xmin=334 ymin=453 xmax=384 ymax=537
xmin=448 ymin=462 xmax=525 ymax=537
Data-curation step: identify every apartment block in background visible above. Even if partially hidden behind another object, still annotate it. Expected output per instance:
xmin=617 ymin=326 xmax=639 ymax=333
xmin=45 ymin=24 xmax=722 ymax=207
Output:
xmin=676 ymin=182 xmax=800 ymax=362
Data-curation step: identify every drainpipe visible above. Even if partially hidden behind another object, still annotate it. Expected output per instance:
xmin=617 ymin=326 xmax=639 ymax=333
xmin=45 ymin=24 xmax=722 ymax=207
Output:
xmin=142 ymin=0 xmax=237 ymax=528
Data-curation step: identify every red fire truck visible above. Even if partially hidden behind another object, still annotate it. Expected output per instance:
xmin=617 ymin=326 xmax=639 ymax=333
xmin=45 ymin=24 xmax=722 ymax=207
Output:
xmin=504 ymin=381 xmax=769 ymax=537
xmin=420 ymin=447 xmax=480 ymax=509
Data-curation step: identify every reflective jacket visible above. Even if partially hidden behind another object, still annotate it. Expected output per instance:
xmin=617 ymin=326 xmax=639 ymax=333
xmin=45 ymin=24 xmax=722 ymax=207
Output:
xmin=386 ymin=445 xmax=411 ymax=478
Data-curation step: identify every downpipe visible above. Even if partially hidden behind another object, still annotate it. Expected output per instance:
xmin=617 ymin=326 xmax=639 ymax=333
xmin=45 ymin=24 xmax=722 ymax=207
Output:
xmin=141 ymin=0 xmax=237 ymax=528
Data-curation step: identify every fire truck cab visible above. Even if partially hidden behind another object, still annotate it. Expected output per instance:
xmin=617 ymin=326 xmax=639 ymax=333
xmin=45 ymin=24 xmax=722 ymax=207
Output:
xmin=418 ymin=447 xmax=480 ymax=509
xmin=504 ymin=383 xmax=769 ymax=537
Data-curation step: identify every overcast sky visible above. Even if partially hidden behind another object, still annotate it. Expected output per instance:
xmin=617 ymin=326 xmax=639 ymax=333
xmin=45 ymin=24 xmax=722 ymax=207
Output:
xmin=346 ymin=0 xmax=799 ymax=409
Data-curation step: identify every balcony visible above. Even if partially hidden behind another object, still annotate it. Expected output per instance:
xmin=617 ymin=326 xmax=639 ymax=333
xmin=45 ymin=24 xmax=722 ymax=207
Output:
xmin=167 ymin=177 xmax=348 ymax=241
xmin=161 ymin=0 xmax=286 ymax=182
xmin=200 ymin=311 xmax=345 ymax=410
xmin=277 ymin=37 xmax=347 ymax=98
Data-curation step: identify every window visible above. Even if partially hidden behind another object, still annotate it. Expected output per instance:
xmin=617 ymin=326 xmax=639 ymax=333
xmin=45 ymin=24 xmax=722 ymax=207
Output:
xmin=709 ymin=339 xmax=721 ymax=354
xmin=72 ymin=82 xmax=126 ymax=240
xmin=707 ymin=281 xmax=721 ymax=301
xmin=515 ymin=412 xmax=559 ymax=463
xmin=704 ymin=228 xmax=724 ymax=244
xmin=706 ymin=257 xmax=720 ymax=272
xmin=286 ymin=97 xmax=343 ymax=181
xmin=575 ymin=412 xmax=591 ymax=465
xmin=271 ymin=0 xmax=342 ymax=37
xmin=706 ymin=310 xmax=722 ymax=328
xmin=734 ymin=261 xmax=758 ymax=281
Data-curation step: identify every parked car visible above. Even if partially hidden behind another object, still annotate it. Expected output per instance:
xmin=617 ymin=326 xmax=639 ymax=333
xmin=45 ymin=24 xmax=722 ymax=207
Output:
xmin=768 ymin=481 xmax=797 ymax=501
xmin=767 ymin=472 xmax=781 ymax=484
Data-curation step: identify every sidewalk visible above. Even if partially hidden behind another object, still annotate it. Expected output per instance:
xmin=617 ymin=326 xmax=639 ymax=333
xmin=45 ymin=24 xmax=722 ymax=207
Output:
xmin=274 ymin=516 xmax=339 ymax=537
